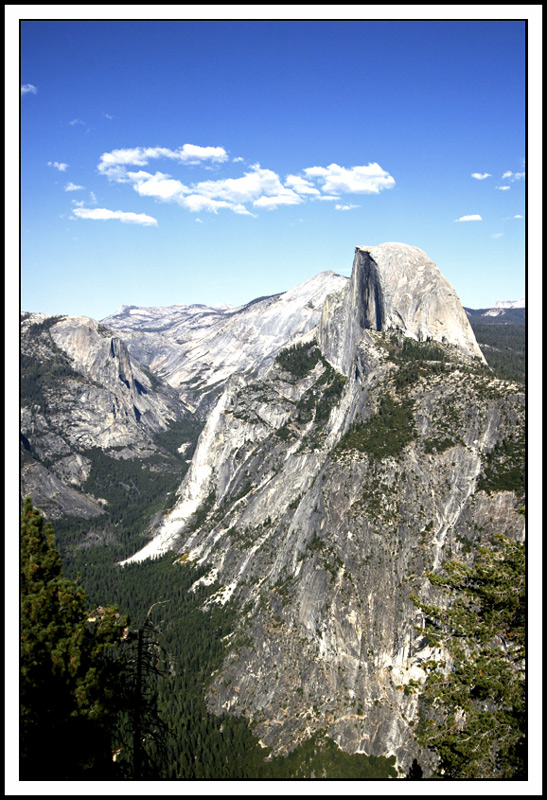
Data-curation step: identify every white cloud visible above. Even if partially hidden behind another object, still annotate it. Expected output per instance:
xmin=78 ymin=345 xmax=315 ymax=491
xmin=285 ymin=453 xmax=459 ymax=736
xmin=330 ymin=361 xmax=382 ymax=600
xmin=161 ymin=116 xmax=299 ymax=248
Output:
xmin=64 ymin=182 xmax=84 ymax=191
xmin=193 ymin=165 xmax=283 ymax=204
xmin=98 ymin=144 xmax=229 ymax=179
xmin=178 ymin=194 xmax=253 ymax=215
xmin=21 ymin=84 xmax=37 ymax=95
xmin=95 ymin=149 xmax=394 ymax=217
xmin=455 ymin=214 xmax=482 ymax=222
xmin=303 ymin=162 xmax=395 ymax=194
xmin=253 ymin=193 xmax=302 ymax=209
xmin=48 ymin=161 xmax=68 ymax=172
xmin=284 ymin=174 xmax=320 ymax=195
xmin=502 ymin=170 xmax=525 ymax=182
xmin=191 ymin=165 xmax=301 ymax=212
xmin=471 ymin=172 xmax=491 ymax=180
xmin=72 ymin=207 xmax=158 ymax=226
xmin=69 ymin=118 xmax=85 ymax=126
xmin=497 ymin=185 xmax=511 ymax=191
xmin=335 ymin=204 xmax=360 ymax=211
xmin=177 ymin=144 xmax=228 ymax=164
xmin=232 ymin=156 xmax=244 ymax=163
xmin=514 ymin=214 xmax=523 ymax=219
xmin=89 ymin=191 xmax=97 ymax=205
xmin=491 ymin=233 xmax=503 ymax=239
xmin=99 ymin=148 xmax=151 ymax=172
xmin=127 ymin=170 xmax=189 ymax=201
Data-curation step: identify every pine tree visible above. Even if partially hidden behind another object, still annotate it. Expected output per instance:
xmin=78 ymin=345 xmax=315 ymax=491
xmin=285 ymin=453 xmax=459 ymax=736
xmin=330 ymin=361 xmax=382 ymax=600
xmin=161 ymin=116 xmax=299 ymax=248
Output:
xmin=20 ymin=498 xmax=128 ymax=779
xmin=410 ymin=534 xmax=526 ymax=779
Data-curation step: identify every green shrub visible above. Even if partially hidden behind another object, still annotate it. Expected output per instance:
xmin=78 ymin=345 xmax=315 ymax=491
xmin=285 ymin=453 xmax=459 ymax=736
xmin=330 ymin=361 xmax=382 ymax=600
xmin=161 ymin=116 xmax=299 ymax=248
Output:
xmin=337 ymin=394 xmax=416 ymax=459
xmin=275 ymin=341 xmax=321 ymax=377
xmin=478 ymin=435 xmax=525 ymax=496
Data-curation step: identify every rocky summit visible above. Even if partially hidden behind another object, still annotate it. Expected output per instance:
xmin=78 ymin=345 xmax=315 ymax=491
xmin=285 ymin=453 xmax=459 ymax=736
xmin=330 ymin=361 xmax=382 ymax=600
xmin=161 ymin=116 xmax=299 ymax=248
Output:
xmin=319 ymin=243 xmax=485 ymax=375
xmin=20 ymin=243 xmax=525 ymax=775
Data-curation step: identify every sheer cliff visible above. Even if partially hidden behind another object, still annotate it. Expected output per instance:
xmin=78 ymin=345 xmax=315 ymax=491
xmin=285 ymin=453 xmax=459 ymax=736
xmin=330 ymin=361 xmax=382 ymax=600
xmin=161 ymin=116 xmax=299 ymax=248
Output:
xmin=319 ymin=243 xmax=485 ymax=375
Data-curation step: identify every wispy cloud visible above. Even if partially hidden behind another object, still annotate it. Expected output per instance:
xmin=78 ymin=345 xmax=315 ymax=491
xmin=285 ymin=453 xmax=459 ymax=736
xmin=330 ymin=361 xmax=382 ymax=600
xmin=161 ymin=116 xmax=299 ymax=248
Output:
xmin=514 ymin=214 xmax=523 ymax=219
xmin=98 ymin=144 xmax=229 ymax=179
xmin=72 ymin=207 xmax=158 ymax=226
xmin=455 ymin=214 xmax=482 ymax=222
xmin=501 ymin=170 xmax=525 ymax=182
xmin=177 ymin=194 xmax=251 ymax=215
xmin=64 ymin=182 xmax=84 ymax=192
xmin=21 ymin=83 xmax=37 ymax=95
xmin=48 ymin=161 xmax=68 ymax=172
xmin=491 ymin=233 xmax=503 ymax=239
xmin=496 ymin=185 xmax=510 ymax=191
xmin=335 ymin=203 xmax=360 ymax=211
xmin=254 ymin=193 xmax=302 ymax=209
xmin=69 ymin=118 xmax=85 ymax=126
xmin=285 ymin=175 xmax=321 ymax=196
xmin=471 ymin=172 xmax=491 ymax=180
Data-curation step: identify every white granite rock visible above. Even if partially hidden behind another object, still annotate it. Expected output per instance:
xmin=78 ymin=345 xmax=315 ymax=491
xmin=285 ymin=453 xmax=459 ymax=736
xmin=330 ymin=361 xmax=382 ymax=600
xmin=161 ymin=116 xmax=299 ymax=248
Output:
xmin=320 ymin=243 xmax=485 ymax=374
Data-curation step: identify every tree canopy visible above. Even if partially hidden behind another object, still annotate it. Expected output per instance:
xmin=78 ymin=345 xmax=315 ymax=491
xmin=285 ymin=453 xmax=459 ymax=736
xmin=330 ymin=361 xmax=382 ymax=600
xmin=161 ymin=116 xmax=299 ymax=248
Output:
xmin=20 ymin=498 xmax=128 ymax=779
xmin=410 ymin=534 xmax=526 ymax=779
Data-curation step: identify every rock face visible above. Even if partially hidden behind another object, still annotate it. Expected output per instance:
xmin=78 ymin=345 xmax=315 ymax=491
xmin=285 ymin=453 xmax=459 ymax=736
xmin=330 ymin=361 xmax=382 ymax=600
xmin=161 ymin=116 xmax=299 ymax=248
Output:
xmin=320 ymin=244 xmax=485 ymax=374
xmin=102 ymin=271 xmax=348 ymax=413
xmin=118 ymin=245 xmax=523 ymax=773
xmin=124 ymin=334 xmax=523 ymax=773
xmin=20 ymin=313 xmax=188 ymax=518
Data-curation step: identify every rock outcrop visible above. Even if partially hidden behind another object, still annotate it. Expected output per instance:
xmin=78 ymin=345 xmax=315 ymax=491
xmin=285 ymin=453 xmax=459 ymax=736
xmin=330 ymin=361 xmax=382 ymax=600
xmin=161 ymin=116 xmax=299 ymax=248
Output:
xmin=20 ymin=313 xmax=189 ymax=517
xmin=320 ymin=243 xmax=485 ymax=374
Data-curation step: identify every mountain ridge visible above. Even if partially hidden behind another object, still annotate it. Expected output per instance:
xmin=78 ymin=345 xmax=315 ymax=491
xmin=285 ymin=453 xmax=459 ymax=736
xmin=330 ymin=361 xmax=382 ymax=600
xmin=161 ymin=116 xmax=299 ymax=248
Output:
xmin=20 ymin=243 xmax=525 ymax=775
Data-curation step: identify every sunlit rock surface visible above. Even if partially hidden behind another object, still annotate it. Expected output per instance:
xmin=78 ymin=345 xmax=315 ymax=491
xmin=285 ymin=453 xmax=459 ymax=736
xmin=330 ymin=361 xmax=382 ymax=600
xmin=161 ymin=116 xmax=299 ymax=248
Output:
xmin=319 ymin=243 xmax=485 ymax=374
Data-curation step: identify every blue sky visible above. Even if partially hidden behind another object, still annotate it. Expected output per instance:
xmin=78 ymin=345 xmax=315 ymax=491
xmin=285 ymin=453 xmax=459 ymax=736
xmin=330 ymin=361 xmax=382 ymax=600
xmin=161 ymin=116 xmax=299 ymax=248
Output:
xmin=18 ymin=15 xmax=530 ymax=319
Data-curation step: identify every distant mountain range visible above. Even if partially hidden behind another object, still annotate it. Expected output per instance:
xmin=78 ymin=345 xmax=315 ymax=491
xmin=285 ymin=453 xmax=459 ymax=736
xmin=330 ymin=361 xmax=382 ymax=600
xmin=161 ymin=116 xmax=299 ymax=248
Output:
xmin=491 ymin=298 xmax=525 ymax=310
xmin=464 ymin=302 xmax=525 ymax=324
